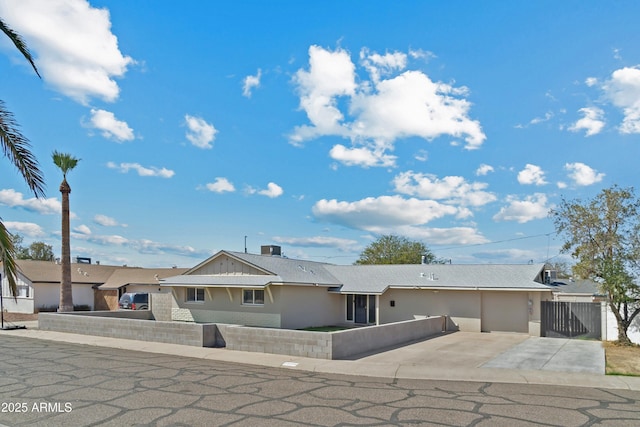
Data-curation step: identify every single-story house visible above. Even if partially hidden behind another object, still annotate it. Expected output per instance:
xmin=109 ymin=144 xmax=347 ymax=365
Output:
xmin=161 ymin=246 xmax=556 ymax=335
xmin=0 ymin=259 xmax=186 ymax=313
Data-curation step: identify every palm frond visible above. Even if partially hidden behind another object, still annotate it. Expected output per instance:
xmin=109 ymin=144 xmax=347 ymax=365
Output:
xmin=0 ymin=101 xmax=46 ymax=197
xmin=0 ymin=18 xmax=40 ymax=78
xmin=52 ymin=150 xmax=80 ymax=179
xmin=0 ymin=220 xmax=19 ymax=299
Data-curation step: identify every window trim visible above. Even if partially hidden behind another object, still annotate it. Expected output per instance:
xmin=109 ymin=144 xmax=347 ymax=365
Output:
xmin=242 ymin=288 xmax=265 ymax=306
xmin=185 ymin=287 xmax=205 ymax=303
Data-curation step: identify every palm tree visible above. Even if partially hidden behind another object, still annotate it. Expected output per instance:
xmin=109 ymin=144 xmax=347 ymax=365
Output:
xmin=52 ymin=151 xmax=79 ymax=312
xmin=0 ymin=18 xmax=44 ymax=298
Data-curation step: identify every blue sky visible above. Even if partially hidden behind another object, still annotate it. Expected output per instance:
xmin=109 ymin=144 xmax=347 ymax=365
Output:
xmin=1 ymin=1 xmax=639 ymax=268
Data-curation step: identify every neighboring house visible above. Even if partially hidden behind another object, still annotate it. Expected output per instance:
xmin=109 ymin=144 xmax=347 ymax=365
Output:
xmin=548 ymin=278 xmax=606 ymax=302
xmin=548 ymin=277 xmax=639 ymax=344
xmin=161 ymin=246 xmax=555 ymax=335
xmin=97 ymin=267 xmax=188 ymax=310
xmin=0 ymin=259 xmax=186 ymax=313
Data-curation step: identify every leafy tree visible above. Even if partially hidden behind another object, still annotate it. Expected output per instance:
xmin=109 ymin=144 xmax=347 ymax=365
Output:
xmin=551 ymin=185 xmax=640 ymax=345
xmin=9 ymin=234 xmax=55 ymax=261
xmin=0 ymin=18 xmax=45 ymax=297
xmin=355 ymin=235 xmax=440 ymax=265
xmin=11 ymin=233 xmax=30 ymax=259
xmin=52 ymin=151 xmax=80 ymax=312
xmin=27 ymin=241 xmax=55 ymax=261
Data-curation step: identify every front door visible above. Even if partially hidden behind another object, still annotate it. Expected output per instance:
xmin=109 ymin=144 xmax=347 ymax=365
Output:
xmin=355 ymin=294 xmax=367 ymax=323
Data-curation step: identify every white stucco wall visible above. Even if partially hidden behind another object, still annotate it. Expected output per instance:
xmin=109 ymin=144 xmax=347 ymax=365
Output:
xmin=379 ymin=289 xmax=482 ymax=332
xmin=0 ymin=273 xmax=34 ymax=313
xmin=279 ymin=285 xmax=343 ymax=329
xmin=171 ymin=284 xmax=342 ymax=329
xmin=34 ymin=283 xmax=95 ymax=311
xmin=171 ymin=286 xmax=283 ymax=327
xmin=605 ymin=305 xmax=640 ymax=344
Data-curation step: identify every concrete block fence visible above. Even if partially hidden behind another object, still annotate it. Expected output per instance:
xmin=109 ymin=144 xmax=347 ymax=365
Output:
xmin=39 ymin=312 xmax=445 ymax=359
xmin=218 ymin=316 xmax=446 ymax=359
xmin=38 ymin=312 xmax=216 ymax=347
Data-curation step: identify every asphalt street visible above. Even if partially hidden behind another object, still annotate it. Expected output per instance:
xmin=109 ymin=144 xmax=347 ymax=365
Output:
xmin=0 ymin=335 xmax=638 ymax=426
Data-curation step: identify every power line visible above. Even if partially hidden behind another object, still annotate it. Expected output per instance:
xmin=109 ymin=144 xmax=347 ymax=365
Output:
xmin=436 ymin=231 xmax=556 ymax=252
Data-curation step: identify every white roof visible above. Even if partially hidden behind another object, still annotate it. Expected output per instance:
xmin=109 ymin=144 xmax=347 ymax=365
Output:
xmin=161 ymin=250 xmax=549 ymax=294
xmin=325 ymin=263 xmax=549 ymax=294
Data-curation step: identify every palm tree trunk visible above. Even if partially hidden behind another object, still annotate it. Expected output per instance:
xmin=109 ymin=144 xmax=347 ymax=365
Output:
xmin=58 ymin=179 xmax=73 ymax=312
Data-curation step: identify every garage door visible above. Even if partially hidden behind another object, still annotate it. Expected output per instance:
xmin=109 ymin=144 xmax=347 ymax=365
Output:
xmin=481 ymin=291 xmax=528 ymax=333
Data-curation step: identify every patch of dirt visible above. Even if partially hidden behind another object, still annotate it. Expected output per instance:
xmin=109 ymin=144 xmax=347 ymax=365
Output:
xmin=604 ymin=341 xmax=640 ymax=376
xmin=1 ymin=312 xmax=38 ymax=322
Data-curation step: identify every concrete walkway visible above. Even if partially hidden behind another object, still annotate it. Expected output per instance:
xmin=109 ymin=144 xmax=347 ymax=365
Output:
xmin=1 ymin=323 xmax=639 ymax=391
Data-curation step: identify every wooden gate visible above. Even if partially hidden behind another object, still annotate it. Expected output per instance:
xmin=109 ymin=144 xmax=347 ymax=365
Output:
xmin=541 ymin=301 xmax=601 ymax=339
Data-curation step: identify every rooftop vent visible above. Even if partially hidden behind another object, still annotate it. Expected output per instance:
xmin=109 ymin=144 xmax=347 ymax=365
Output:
xmin=261 ymin=245 xmax=282 ymax=256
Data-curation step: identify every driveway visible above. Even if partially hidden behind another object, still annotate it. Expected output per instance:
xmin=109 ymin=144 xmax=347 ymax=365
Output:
xmin=481 ymin=336 xmax=605 ymax=374
xmin=354 ymin=332 xmax=605 ymax=375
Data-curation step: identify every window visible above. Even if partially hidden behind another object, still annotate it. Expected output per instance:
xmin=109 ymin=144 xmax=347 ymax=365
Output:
xmin=243 ymin=289 xmax=264 ymax=305
xmin=17 ymin=284 xmax=30 ymax=298
xmin=186 ymin=288 xmax=205 ymax=302
xmin=346 ymin=294 xmax=354 ymax=321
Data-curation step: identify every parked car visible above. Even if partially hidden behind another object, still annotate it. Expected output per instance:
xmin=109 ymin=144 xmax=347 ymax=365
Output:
xmin=118 ymin=292 xmax=149 ymax=310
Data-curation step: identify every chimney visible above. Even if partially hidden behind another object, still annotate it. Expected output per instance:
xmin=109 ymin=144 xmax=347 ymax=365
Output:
xmin=261 ymin=245 xmax=282 ymax=256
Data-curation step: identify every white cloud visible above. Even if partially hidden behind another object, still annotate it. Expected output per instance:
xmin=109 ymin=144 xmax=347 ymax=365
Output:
xmin=77 ymin=233 xmax=129 ymax=246
xmin=205 ymin=177 xmax=236 ymax=193
xmin=530 ymin=112 xmax=553 ymax=125
xmin=414 ymin=149 xmax=428 ymax=162
xmin=185 ymin=114 xmax=218 ymax=149
xmin=290 ymin=45 xmax=356 ymax=145
xmin=70 ymin=232 xmax=211 ymax=259
xmin=585 ymin=77 xmax=598 ymax=87
xmin=476 ymin=164 xmax=494 ymax=176
xmin=387 ymin=225 xmax=488 ymax=245
xmin=359 ymin=48 xmax=407 ymax=83
xmin=94 ymin=214 xmax=126 ymax=227
xmin=131 ymin=239 xmax=211 ymax=258
xmin=313 ymin=195 xmax=460 ymax=230
xmin=348 ymin=70 xmax=484 ymax=150
xmin=88 ymin=109 xmax=134 ymax=142
xmin=0 ymin=0 xmax=134 ymax=104
xmin=515 ymin=112 xmax=553 ymax=129
xmin=242 ymin=68 xmax=261 ymax=98
xmin=472 ymin=248 xmax=539 ymax=263
xmin=408 ymin=49 xmax=436 ymax=61
xmin=73 ymin=224 xmax=91 ymax=235
xmin=493 ymin=193 xmax=551 ymax=223
xmin=259 ymin=182 xmax=284 ymax=198
xmin=564 ymin=162 xmax=605 ymax=186
xmin=0 ymin=188 xmax=62 ymax=215
xmin=603 ymin=66 xmax=640 ymax=134
xmin=273 ymin=236 xmax=359 ymax=252
xmin=290 ymin=45 xmax=485 ymax=167
xmin=568 ymin=107 xmax=605 ymax=137
xmin=4 ymin=221 xmax=45 ymax=237
xmin=392 ymin=171 xmax=496 ymax=207
xmin=329 ymin=144 xmax=396 ymax=168
xmin=107 ymin=162 xmax=175 ymax=178
xmin=517 ymin=164 xmax=548 ymax=186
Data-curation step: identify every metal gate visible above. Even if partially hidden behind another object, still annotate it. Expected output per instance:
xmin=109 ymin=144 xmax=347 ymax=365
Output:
xmin=541 ymin=301 xmax=601 ymax=339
